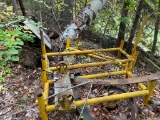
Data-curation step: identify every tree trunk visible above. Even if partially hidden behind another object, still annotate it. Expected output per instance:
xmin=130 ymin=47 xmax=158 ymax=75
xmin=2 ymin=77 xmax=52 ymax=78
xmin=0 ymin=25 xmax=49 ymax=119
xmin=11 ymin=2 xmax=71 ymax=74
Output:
xmin=60 ymin=0 xmax=73 ymax=30
xmin=127 ymin=0 xmax=144 ymax=51
xmin=117 ymin=1 xmax=129 ymax=46
xmin=60 ymin=0 xmax=108 ymax=42
xmin=11 ymin=0 xmax=18 ymax=15
xmin=150 ymin=0 xmax=160 ymax=60
xmin=18 ymin=0 xmax=26 ymax=16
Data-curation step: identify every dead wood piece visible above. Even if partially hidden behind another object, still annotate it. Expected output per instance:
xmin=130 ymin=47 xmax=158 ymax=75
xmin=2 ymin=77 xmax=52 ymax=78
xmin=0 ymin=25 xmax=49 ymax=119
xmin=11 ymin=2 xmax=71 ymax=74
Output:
xmin=54 ymin=75 xmax=75 ymax=110
xmin=139 ymin=55 xmax=160 ymax=72
xmin=73 ymin=72 xmax=160 ymax=85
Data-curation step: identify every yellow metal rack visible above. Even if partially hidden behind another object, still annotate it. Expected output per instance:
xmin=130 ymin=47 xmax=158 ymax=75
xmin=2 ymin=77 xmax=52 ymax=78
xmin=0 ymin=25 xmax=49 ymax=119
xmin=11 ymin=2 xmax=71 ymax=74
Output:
xmin=37 ymin=15 xmax=159 ymax=120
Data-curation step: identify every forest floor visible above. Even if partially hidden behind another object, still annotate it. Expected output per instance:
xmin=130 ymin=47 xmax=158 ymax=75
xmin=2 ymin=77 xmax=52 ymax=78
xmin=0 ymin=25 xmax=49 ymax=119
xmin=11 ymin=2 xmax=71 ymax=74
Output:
xmin=0 ymin=39 xmax=160 ymax=120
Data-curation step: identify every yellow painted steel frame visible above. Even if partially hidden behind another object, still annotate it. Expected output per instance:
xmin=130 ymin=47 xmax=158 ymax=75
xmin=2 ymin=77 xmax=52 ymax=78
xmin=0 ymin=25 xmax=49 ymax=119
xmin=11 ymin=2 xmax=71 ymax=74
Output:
xmin=38 ymin=40 xmax=156 ymax=120
xmin=37 ymin=15 xmax=156 ymax=119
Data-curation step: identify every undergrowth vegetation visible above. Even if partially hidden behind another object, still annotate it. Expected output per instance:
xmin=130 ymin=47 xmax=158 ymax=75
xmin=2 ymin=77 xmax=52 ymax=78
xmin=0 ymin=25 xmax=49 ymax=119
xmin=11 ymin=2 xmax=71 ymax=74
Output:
xmin=0 ymin=2 xmax=35 ymax=83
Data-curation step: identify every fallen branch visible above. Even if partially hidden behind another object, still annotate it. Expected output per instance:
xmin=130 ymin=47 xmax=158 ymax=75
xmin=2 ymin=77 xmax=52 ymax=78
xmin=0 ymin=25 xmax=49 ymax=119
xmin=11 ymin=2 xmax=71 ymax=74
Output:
xmin=139 ymin=48 xmax=160 ymax=67
xmin=139 ymin=56 xmax=160 ymax=71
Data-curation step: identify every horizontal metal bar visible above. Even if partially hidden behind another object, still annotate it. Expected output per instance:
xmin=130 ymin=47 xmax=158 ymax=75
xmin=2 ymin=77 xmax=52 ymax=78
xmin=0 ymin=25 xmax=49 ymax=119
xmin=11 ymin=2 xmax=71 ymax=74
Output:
xmin=72 ymin=48 xmax=116 ymax=60
xmin=87 ymin=53 xmax=116 ymax=60
xmin=49 ymin=59 xmax=134 ymax=71
xmin=78 ymin=71 xmax=127 ymax=79
xmin=119 ymin=49 xmax=130 ymax=58
xmin=46 ymin=48 xmax=120 ymax=56
xmin=46 ymin=90 xmax=149 ymax=112
xmin=138 ymin=83 xmax=147 ymax=90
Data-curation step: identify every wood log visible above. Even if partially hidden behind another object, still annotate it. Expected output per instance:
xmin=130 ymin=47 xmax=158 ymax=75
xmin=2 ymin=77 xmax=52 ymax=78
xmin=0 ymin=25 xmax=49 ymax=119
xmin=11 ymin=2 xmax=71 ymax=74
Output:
xmin=139 ymin=55 xmax=160 ymax=72
xmin=138 ymin=47 xmax=160 ymax=67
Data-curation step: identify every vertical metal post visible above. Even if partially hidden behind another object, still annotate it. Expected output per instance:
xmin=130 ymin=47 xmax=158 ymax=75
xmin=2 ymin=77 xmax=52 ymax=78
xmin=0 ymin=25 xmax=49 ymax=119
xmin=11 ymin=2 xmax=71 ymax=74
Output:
xmin=117 ymin=40 xmax=124 ymax=58
xmin=41 ymin=44 xmax=46 ymax=55
xmin=37 ymin=93 xmax=48 ymax=120
xmin=124 ymin=62 xmax=128 ymax=77
xmin=41 ymin=70 xmax=47 ymax=86
xmin=131 ymin=51 xmax=139 ymax=70
xmin=37 ymin=5 xmax=48 ymax=120
xmin=43 ymin=82 xmax=49 ymax=105
xmin=127 ymin=55 xmax=133 ymax=77
xmin=144 ymin=80 xmax=156 ymax=106
xmin=132 ymin=15 xmax=148 ymax=55
xmin=66 ymin=38 xmax=71 ymax=48
xmin=42 ymin=55 xmax=47 ymax=70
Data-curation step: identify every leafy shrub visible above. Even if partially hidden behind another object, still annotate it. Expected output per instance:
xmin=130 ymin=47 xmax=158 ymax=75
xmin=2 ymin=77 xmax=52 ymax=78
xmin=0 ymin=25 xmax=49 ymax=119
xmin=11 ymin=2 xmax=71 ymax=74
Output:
xmin=0 ymin=2 xmax=35 ymax=83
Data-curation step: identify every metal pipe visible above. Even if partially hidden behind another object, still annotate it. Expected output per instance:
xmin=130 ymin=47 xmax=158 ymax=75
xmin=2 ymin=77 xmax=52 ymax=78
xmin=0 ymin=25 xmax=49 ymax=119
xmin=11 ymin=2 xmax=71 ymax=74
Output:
xmin=78 ymin=71 xmax=127 ymax=79
xmin=41 ymin=71 xmax=47 ymax=86
xmin=48 ymin=80 xmax=54 ymax=84
xmin=37 ymin=93 xmax=48 ymax=120
xmin=127 ymin=71 xmax=133 ymax=78
xmin=43 ymin=82 xmax=49 ymax=105
xmin=46 ymin=90 xmax=149 ymax=112
xmin=41 ymin=44 xmax=46 ymax=54
xmin=72 ymin=48 xmax=116 ymax=60
xmin=42 ymin=55 xmax=48 ymax=70
xmin=46 ymin=48 xmax=119 ymax=56
xmin=87 ymin=53 xmax=116 ymax=60
xmin=117 ymin=40 xmax=124 ymax=58
xmin=138 ymin=83 xmax=147 ymax=90
xmin=66 ymin=38 xmax=71 ymax=48
xmin=144 ymin=80 xmax=156 ymax=105
xmin=49 ymin=59 xmax=134 ymax=71
xmin=119 ymin=49 xmax=130 ymax=58
xmin=132 ymin=15 xmax=148 ymax=55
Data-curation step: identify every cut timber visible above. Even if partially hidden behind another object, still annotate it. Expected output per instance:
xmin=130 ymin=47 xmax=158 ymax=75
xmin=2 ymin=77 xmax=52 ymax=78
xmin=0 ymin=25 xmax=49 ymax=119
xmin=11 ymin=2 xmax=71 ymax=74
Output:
xmin=72 ymin=72 xmax=160 ymax=85
xmin=54 ymin=75 xmax=75 ymax=110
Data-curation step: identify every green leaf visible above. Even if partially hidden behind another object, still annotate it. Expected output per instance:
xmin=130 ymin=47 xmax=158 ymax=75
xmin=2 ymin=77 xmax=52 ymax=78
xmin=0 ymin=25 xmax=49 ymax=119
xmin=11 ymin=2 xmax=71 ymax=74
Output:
xmin=8 ymin=49 xmax=18 ymax=55
xmin=45 ymin=68 xmax=52 ymax=73
xmin=13 ymin=41 xmax=24 ymax=46
xmin=11 ymin=56 xmax=19 ymax=61
xmin=4 ymin=55 xmax=11 ymax=62
xmin=15 ymin=38 xmax=21 ymax=41
xmin=0 ymin=51 xmax=4 ymax=57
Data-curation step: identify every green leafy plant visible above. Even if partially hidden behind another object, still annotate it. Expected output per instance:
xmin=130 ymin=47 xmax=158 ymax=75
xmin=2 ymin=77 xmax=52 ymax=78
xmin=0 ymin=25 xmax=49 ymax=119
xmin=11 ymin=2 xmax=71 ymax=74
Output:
xmin=0 ymin=27 xmax=36 ymax=82
xmin=0 ymin=2 xmax=36 ymax=83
